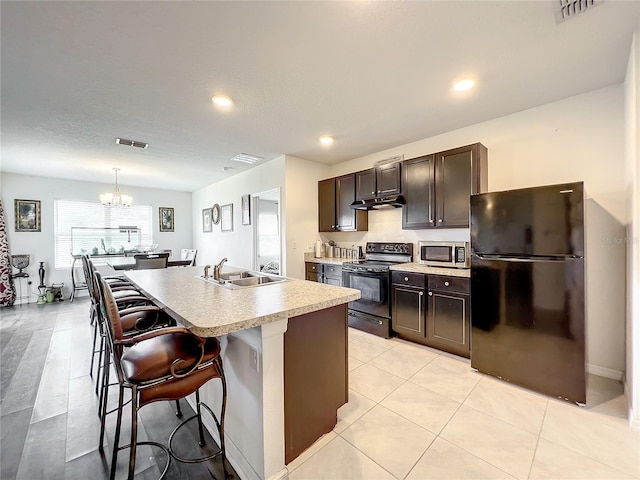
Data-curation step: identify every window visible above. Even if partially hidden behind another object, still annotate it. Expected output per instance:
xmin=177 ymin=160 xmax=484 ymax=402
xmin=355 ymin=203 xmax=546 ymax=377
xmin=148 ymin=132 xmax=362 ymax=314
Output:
xmin=54 ymin=200 xmax=152 ymax=268
xmin=257 ymin=212 xmax=279 ymax=257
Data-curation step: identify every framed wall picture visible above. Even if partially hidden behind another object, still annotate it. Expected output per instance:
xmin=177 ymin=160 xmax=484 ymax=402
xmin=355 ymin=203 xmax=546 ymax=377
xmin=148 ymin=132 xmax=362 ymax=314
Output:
xmin=202 ymin=208 xmax=212 ymax=232
xmin=15 ymin=199 xmax=41 ymax=232
xmin=221 ymin=203 xmax=233 ymax=232
xmin=241 ymin=194 xmax=251 ymax=225
xmin=159 ymin=207 xmax=174 ymax=232
xmin=212 ymin=203 xmax=221 ymax=225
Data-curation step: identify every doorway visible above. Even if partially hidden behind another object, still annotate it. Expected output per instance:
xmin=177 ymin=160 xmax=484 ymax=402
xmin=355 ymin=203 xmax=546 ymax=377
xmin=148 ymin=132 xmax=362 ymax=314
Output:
xmin=252 ymin=188 xmax=281 ymax=275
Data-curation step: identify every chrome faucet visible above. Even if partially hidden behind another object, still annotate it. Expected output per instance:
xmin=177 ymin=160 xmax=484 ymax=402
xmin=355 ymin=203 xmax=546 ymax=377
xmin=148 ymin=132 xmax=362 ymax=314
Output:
xmin=203 ymin=265 xmax=211 ymax=277
xmin=213 ymin=257 xmax=228 ymax=281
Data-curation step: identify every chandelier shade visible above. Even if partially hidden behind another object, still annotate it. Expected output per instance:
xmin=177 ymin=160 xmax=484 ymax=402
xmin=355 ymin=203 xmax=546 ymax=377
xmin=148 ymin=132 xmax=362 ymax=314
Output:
xmin=101 ymin=168 xmax=132 ymax=207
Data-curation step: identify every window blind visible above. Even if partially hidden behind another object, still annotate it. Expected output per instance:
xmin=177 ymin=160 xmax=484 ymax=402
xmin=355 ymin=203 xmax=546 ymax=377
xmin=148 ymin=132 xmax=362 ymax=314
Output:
xmin=54 ymin=200 xmax=152 ymax=268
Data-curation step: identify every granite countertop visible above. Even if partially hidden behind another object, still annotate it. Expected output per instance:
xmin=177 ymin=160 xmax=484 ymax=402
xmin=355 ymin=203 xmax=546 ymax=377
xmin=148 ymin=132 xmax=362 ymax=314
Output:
xmin=303 ymin=252 xmax=358 ymax=265
xmin=124 ymin=266 xmax=360 ymax=337
xmin=390 ymin=262 xmax=471 ymax=278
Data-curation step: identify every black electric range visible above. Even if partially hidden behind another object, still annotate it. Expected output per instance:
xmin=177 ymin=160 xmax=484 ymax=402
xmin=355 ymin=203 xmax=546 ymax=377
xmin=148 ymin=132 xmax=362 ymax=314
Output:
xmin=342 ymin=242 xmax=413 ymax=337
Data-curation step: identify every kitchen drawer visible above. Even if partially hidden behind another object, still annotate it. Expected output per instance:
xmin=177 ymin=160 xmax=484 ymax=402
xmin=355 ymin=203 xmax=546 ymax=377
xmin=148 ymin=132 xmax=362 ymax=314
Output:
xmin=428 ymin=275 xmax=469 ymax=293
xmin=324 ymin=265 xmax=342 ymax=277
xmin=305 ymin=262 xmax=322 ymax=274
xmin=391 ymin=271 xmax=426 ymax=288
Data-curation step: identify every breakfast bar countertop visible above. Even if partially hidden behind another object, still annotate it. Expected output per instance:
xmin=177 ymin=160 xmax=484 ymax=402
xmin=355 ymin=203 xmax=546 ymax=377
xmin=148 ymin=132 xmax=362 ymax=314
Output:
xmin=124 ymin=266 xmax=360 ymax=337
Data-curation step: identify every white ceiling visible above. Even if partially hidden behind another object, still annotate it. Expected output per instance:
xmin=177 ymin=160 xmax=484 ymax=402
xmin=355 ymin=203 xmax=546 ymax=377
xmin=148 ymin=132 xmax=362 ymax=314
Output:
xmin=1 ymin=1 xmax=638 ymax=192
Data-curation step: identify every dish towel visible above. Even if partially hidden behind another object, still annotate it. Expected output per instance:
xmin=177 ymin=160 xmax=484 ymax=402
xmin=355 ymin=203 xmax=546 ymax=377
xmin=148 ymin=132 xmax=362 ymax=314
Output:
xmin=0 ymin=200 xmax=16 ymax=306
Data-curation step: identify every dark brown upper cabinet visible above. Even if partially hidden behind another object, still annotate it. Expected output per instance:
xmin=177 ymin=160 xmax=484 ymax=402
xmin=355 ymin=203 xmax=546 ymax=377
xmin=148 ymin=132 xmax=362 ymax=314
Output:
xmin=402 ymin=155 xmax=435 ymax=229
xmin=318 ymin=174 xmax=368 ymax=232
xmin=355 ymin=162 xmax=402 ymax=201
xmin=402 ymin=143 xmax=487 ymax=229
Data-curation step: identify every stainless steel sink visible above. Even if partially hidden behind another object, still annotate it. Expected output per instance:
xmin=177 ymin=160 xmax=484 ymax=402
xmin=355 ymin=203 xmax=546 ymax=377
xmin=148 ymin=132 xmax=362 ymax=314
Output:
xmin=199 ymin=270 xmax=287 ymax=289
xmin=217 ymin=271 xmax=255 ymax=281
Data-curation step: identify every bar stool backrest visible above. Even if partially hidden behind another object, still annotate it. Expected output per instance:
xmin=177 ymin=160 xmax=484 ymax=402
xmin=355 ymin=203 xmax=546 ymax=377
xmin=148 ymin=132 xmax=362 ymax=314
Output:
xmin=133 ymin=252 xmax=169 ymax=270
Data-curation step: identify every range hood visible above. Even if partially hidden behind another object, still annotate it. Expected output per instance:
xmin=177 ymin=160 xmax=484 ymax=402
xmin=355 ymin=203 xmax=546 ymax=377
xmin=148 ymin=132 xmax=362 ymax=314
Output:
xmin=351 ymin=195 xmax=406 ymax=210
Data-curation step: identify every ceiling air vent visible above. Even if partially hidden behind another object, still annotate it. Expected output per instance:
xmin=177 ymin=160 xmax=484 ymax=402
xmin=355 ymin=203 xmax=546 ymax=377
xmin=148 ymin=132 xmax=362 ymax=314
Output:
xmin=554 ymin=0 xmax=602 ymax=23
xmin=115 ymin=138 xmax=149 ymax=149
xmin=230 ymin=153 xmax=263 ymax=165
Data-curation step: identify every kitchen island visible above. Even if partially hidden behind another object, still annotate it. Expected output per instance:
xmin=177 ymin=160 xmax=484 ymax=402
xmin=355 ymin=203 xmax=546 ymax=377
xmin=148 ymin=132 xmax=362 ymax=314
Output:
xmin=123 ymin=266 xmax=360 ymax=480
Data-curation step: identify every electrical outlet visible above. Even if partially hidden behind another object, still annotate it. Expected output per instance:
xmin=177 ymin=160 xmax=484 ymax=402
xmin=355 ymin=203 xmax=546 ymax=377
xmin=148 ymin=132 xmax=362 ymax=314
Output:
xmin=249 ymin=347 xmax=260 ymax=372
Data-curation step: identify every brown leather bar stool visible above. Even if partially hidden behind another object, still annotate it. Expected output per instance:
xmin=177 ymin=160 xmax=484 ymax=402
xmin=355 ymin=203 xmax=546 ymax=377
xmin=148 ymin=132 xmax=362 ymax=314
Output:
xmin=83 ymin=256 xmax=154 ymax=387
xmin=92 ymin=271 xmax=181 ymax=440
xmin=95 ymin=272 xmax=228 ymax=480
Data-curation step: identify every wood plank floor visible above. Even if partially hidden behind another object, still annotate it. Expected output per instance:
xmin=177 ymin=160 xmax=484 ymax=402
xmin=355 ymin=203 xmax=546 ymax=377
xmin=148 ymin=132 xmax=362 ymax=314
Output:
xmin=1 ymin=298 xmax=237 ymax=480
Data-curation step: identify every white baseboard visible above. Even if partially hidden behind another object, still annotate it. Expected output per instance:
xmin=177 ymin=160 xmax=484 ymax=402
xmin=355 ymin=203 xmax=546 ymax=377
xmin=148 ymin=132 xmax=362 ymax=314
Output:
xmin=630 ymin=407 xmax=640 ymax=430
xmin=587 ymin=363 xmax=624 ymax=381
xmin=624 ymin=382 xmax=640 ymax=430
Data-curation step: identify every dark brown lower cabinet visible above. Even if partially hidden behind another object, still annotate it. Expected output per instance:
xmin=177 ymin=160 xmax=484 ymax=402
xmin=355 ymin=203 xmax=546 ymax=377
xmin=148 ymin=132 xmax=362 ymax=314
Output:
xmin=305 ymin=262 xmax=321 ymax=282
xmin=305 ymin=262 xmax=342 ymax=286
xmin=391 ymin=272 xmax=426 ymax=342
xmin=391 ymin=272 xmax=470 ymax=358
xmin=284 ymin=302 xmax=348 ymax=464
xmin=427 ymin=288 xmax=470 ymax=358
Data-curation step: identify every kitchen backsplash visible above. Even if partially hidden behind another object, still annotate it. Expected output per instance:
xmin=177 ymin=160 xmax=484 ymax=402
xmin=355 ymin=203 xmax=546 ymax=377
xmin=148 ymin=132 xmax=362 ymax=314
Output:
xmin=317 ymin=207 xmax=470 ymax=259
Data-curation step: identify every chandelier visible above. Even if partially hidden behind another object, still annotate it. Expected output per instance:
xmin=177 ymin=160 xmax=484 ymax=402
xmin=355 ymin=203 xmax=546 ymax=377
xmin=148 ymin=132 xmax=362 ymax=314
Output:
xmin=100 ymin=168 xmax=132 ymax=207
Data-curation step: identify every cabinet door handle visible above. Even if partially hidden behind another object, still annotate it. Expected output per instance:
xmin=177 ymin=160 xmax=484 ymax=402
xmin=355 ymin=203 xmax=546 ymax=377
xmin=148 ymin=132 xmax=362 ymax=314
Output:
xmin=419 ymin=291 xmax=424 ymax=296
xmin=404 ymin=277 xmax=409 ymax=281
xmin=428 ymin=291 xmax=433 ymax=296
xmin=439 ymin=219 xmax=443 ymax=223
xmin=444 ymin=281 xmax=450 ymax=286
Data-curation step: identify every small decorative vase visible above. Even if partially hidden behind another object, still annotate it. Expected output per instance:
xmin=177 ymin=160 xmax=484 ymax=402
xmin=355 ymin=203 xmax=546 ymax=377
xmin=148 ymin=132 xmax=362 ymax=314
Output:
xmin=38 ymin=261 xmax=46 ymax=289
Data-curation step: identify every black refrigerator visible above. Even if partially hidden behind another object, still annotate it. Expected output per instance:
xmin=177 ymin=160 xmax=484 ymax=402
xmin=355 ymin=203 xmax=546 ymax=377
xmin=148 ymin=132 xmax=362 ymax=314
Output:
xmin=470 ymin=181 xmax=586 ymax=404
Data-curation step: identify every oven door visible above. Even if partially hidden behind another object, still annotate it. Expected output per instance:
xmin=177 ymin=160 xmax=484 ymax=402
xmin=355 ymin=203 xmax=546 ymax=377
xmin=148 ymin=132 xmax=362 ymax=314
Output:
xmin=342 ymin=269 xmax=390 ymax=318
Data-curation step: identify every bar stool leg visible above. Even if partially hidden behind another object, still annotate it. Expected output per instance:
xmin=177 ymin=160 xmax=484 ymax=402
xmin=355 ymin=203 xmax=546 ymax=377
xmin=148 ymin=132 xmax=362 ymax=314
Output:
xmin=218 ymin=358 xmax=229 ymax=478
xmin=175 ymin=399 xmax=182 ymax=418
xmin=98 ymin=345 xmax=111 ymax=449
xmin=128 ymin=385 xmax=139 ymax=480
xmin=195 ymin=390 xmax=206 ymax=446
xmin=89 ymin=319 xmax=98 ymax=378
xmin=110 ymin=385 xmax=126 ymax=480
xmin=94 ymin=334 xmax=105 ymax=396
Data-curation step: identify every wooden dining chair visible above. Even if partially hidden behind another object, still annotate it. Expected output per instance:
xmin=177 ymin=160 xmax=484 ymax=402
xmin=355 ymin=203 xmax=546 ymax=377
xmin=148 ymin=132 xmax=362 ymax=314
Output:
xmin=180 ymin=248 xmax=198 ymax=266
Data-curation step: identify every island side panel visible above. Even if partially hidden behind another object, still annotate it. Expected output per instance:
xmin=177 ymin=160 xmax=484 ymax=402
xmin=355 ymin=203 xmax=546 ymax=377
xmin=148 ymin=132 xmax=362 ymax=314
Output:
xmin=283 ymin=304 xmax=348 ymax=464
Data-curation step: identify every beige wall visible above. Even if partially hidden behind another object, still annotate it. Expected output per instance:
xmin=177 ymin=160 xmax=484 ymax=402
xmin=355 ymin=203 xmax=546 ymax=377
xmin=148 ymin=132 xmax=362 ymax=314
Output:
xmin=0 ymin=172 xmax=192 ymax=301
xmin=325 ymin=85 xmax=627 ymax=380
xmin=624 ymin=30 xmax=640 ymax=429
xmin=283 ymin=156 xmax=330 ymax=280
xmin=191 ymin=156 xmax=286 ymax=272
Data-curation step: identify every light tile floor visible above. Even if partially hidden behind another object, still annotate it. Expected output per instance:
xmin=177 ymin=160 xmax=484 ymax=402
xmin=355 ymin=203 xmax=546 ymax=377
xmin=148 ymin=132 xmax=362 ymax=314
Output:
xmin=288 ymin=328 xmax=639 ymax=480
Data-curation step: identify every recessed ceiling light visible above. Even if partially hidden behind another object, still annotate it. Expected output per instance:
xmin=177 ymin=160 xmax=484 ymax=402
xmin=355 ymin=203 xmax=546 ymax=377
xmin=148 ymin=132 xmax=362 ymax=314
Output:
xmin=212 ymin=95 xmax=233 ymax=107
xmin=319 ymin=135 xmax=334 ymax=146
xmin=453 ymin=79 xmax=475 ymax=92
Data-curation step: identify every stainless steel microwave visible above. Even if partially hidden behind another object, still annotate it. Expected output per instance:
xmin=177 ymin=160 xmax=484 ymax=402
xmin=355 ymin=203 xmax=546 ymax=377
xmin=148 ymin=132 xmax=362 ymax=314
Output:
xmin=418 ymin=241 xmax=470 ymax=268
